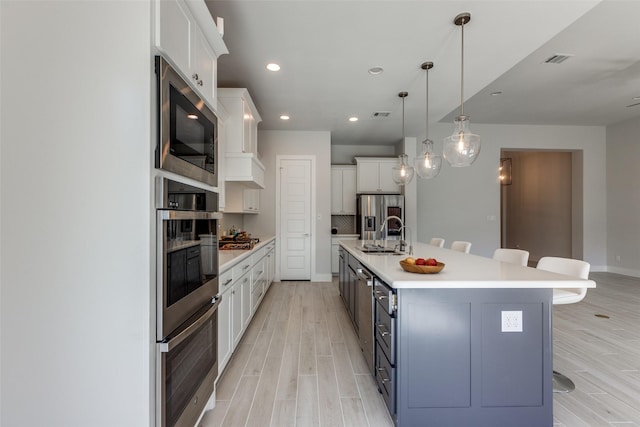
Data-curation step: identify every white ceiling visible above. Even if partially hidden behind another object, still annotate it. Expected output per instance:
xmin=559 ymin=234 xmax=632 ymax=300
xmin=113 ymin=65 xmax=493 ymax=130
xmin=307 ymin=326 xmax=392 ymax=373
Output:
xmin=205 ymin=0 xmax=640 ymax=146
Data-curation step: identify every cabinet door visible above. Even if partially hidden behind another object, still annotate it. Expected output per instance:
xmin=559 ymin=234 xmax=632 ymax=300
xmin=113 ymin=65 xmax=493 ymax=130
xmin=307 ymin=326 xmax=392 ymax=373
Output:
xmin=270 ymin=249 xmax=276 ymax=284
xmin=357 ymin=162 xmax=381 ymax=193
xmin=241 ymin=273 xmax=252 ymax=327
xmin=242 ymin=100 xmax=253 ymax=154
xmin=156 ymin=0 xmax=191 ymax=76
xmin=348 ymin=266 xmax=358 ymax=327
xmin=341 ymin=167 xmax=357 ymax=214
xmin=378 ymin=160 xmax=401 ymax=193
xmin=218 ymin=290 xmax=232 ymax=372
xmin=331 ymin=168 xmax=343 ymax=214
xmin=192 ymin=25 xmax=216 ymax=107
xmin=268 ymin=248 xmax=276 ymax=285
xmin=243 ymin=189 xmax=260 ymax=213
xmin=231 ymin=283 xmax=243 ymax=348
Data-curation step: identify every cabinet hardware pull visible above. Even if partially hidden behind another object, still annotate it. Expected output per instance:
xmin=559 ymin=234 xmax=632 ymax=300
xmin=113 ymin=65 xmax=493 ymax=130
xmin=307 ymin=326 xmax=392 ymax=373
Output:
xmin=376 ymin=323 xmax=390 ymax=336
xmin=243 ymin=264 xmax=250 ymax=270
xmin=223 ymin=278 xmax=233 ymax=286
xmin=192 ymin=73 xmax=199 ymax=80
xmin=197 ymin=80 xmax=203 ymax=86
xmin=377 ymin=368 xmax=391 ymax=383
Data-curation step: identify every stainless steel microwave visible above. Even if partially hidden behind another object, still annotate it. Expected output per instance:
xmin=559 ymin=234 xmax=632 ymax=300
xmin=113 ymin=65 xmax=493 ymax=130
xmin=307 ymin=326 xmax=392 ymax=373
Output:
xmin=155 ymin=56 xmax=218 ymax=187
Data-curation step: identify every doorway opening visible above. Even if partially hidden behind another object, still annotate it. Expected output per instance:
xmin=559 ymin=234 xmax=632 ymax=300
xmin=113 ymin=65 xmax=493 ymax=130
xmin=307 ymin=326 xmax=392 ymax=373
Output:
xmin=500 ymin=150 xmax=584 ymax=266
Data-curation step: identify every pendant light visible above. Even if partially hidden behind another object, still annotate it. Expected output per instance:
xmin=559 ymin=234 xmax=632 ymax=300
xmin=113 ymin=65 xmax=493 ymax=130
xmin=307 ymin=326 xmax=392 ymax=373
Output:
xmin=392 ymin=91 xmax=415 ymax=186
xmin=414 ymin=61 xmax=442 ymax=179
xmin=443 ymin=12 xmax=481 ymax=167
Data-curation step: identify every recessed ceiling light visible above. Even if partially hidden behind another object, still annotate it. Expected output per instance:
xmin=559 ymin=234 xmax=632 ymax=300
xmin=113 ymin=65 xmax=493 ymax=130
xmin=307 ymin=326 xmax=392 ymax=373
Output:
xmin=187 ymin=114 xmax=199 ymax=119
xmin=368 ymin=66 xmax=384 ymax=75
xmin=490 ymin=91 xmax=503 ymax=96
xmin=633 ymin=96 xmax=640 ymax=100
xmin=266 ymin=63 xmax=281 ymax=72
xmin=280 ymin=115 xmax=290 ymax=120
xmin=348 ymin=117 xmax=358 ymax=122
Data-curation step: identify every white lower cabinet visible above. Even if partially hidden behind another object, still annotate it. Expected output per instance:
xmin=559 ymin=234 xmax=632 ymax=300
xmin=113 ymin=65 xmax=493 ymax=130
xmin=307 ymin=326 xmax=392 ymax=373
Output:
xmin=251 ymin=257 xmax=265 ymax=311
xmin=218 ymin=268 xmax=234 ymax=371
xmin=218 ymin=239 xmax=277 ymax=374
xmin=230 ymin=281 xmax=243 ymax=348
xmin=265 ymin=242 xmax=276 ymax=290
xmin=218 ymin=288 xmax=232 ymax=371
xmin=240 ymin=273 xmax=252 ymax=328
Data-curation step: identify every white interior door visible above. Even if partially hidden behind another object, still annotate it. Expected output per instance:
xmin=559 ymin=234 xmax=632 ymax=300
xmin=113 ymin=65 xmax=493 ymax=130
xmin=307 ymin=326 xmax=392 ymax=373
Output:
xmin=279 ymin=158 xmax=312 ymax=280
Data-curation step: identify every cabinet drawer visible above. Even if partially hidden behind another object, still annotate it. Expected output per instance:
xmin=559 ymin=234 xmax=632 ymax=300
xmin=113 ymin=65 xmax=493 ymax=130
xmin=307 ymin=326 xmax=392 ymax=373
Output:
xmin=251 ymin=259 xmax=265 ymax=290
xmin=232 ymin=255 xmax=254 ymax=278
xmin=375 ymin=342 xmax=396 ymax=416
xmin=252 ymin=246 xmax=266 ymax=261
xmin=251 ymin=282 xmax=263 ymax=309
xmin=219 ymin=268 xmax=233 ymax=293
xmin=375 ymin=304 xmax=395 ymax=365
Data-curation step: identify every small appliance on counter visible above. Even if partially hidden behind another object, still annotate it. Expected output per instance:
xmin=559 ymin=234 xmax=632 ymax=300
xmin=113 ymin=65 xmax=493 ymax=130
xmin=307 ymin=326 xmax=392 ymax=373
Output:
xmin=331 ymin=227 xmax=338 ymax=235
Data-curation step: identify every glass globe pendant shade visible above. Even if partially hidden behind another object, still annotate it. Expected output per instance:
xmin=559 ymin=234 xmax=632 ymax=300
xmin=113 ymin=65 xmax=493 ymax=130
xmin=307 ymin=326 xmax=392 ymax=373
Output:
xmin=392 ymin=154 xmax=415 ymax=185
xmin=443 ymin=115 xmax=481 ymax=167
xmin=414 ymin=139 xmax=442 ymax=179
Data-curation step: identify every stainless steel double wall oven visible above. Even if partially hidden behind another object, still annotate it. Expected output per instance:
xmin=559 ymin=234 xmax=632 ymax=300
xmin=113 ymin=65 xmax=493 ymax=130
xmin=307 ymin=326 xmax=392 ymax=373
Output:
xmin=156 ymin=178 xmax=221 ymax=427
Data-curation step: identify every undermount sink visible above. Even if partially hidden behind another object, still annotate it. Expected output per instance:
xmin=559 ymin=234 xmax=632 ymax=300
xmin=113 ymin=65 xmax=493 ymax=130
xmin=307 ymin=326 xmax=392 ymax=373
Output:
xmin=357 ymin=244 xmax=404 ymax=255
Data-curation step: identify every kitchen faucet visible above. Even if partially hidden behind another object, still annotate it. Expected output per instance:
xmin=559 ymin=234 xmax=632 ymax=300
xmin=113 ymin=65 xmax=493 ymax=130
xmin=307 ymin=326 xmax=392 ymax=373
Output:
xmin=379 ymin=215 xmax=411 ymax=254
xmin=397 ymin=225 xmax=413 ymax=256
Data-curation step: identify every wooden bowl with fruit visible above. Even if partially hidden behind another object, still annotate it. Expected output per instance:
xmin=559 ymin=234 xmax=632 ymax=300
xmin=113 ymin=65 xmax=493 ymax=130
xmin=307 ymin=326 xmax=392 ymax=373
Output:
xmin=399 ymin=257 xmax=445 ymax=274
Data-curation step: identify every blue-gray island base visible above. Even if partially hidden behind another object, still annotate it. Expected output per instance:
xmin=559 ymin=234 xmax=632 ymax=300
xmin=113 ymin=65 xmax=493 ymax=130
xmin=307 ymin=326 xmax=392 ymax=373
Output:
xmin=335 ymin=240 xmax=590 ymax=427
xmin=396 ymin=287 xmax=552 ymax=426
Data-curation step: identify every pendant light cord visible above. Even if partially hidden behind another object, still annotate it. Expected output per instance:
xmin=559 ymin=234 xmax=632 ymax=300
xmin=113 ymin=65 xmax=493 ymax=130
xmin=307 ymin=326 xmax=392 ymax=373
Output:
xmin=425 ymin=67 xmax=429 ymax=139
xmin=460 ymin=20 xmax=465 ymax=117
xmin=402 ymin=95 xmax=405 ymax=139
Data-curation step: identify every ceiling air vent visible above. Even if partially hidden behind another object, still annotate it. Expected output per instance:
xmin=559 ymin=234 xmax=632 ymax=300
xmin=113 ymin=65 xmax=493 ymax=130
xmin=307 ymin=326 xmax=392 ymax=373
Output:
xmin=544 ymin=54 xmax=574 ymax=64
xmin=372 ymin=111 xmax=391 ymax=118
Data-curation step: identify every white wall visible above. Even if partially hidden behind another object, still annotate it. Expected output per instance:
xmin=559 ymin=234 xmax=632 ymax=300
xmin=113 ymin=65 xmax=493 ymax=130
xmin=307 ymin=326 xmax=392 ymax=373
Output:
xmin=401 ymin=138 xmax=418 ymax=249
xmin=417 ymin=122 xmax=607 ymax=268
xmin=606 ymin=116 xmax=640 ymax=277
xmin=1 ymin=2 xmax=152 ymax=426
xmin=247 ymin=130 xmax=332 ymax=281
xmin=331 ymin=144 xmax=396 ymax=164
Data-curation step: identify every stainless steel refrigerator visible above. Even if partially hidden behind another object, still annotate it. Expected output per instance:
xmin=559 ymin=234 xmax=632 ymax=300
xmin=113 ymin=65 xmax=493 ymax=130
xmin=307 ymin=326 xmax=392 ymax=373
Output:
xmin=356 ymin=194 xmax=405 ymax=241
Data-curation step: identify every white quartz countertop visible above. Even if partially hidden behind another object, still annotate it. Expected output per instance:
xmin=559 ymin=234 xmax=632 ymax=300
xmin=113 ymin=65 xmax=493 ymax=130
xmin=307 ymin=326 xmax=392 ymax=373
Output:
xmin=340 ymin=240 xmax=597 ymax=290
xmin=219 ymin=236 xmax=275 ymax=272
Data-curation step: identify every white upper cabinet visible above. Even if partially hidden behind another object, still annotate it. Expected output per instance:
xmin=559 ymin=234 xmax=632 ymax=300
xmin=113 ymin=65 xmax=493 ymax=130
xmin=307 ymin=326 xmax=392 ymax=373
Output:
xmin=355 ymin=157 xmax=401 ymax=194
xmin=218 ymin=88 xmax=261 ymax=155
xmin=218 ymin=88 xmax=265 ymax=189
xmin=224 ymin=182 xmax=260 ymax=214
xmin=154 ymin=0 xmax=228 ymax=110
xmin=331 ymin=165 xmax=357 ymax=215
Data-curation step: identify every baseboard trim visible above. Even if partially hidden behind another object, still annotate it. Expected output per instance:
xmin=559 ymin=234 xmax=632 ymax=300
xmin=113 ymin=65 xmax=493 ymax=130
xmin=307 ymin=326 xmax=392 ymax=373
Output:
xmin=604 ymin=266 xmax=640 ymax=279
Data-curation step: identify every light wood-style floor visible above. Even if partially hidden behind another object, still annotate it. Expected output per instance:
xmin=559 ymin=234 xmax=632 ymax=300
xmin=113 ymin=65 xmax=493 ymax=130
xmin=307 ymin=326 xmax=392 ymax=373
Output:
xmin=553 ymin=272 xmax=640 ymax=426
xmin=202 ymin=272 xmax=640 ymax=427
xmin=200 ymin=280 xmax=394 ymax=427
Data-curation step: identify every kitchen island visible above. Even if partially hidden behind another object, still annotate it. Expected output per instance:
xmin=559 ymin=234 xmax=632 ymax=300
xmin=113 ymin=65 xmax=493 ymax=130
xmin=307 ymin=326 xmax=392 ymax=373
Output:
xmin=339 ymin=240 xmax=596 ymax=427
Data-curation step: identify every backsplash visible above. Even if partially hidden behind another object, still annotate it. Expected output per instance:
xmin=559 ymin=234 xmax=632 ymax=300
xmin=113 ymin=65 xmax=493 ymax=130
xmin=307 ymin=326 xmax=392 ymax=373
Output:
xmin=220 ymin=213 xmax=244 ymax=236
xmin=331 ymin=215 xmax=356 ymax=234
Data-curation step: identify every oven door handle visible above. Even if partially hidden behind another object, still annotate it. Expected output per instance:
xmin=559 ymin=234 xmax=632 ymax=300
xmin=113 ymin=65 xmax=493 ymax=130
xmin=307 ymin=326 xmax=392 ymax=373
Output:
xmin=158 ymin=210 xmax=223 ymax=221
xmin=159 ymin=295 xmax=221 ymax=353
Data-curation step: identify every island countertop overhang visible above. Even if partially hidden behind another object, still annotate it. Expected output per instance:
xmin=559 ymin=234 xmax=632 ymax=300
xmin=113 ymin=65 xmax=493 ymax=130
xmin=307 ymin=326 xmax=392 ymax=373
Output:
xmin=340 ymin=240 xmax=597 ymax=290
